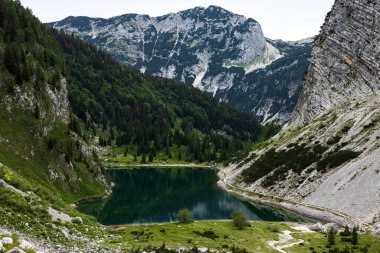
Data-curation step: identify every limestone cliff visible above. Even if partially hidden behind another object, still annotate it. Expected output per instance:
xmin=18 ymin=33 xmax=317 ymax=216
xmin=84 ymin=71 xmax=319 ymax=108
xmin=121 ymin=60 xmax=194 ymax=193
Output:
xmin=291 ymin=0 xmax=380 ymax=125
xmin=223 ymin=0 xmax=380 ymax=227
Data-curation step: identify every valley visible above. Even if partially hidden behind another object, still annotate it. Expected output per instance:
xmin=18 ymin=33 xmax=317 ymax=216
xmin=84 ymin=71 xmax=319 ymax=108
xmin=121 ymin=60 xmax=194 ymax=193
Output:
xmin=1 ymin=0 xmax=380 ymax=252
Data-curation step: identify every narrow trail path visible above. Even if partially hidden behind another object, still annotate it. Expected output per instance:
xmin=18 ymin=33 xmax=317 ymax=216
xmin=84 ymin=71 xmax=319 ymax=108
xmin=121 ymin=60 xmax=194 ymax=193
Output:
xmin=268 ymin=225 xmax=313 ymax=253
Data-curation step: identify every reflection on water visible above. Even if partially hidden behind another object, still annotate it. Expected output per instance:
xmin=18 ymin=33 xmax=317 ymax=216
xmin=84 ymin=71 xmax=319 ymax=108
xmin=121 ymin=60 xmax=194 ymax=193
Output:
xmin=77 ymin=167 xmax=307 ymax=225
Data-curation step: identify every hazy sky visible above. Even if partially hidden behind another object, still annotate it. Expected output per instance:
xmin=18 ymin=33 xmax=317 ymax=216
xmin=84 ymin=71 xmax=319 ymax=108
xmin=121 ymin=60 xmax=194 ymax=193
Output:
xmin=20 ymin=0 xmax=334 ymax=41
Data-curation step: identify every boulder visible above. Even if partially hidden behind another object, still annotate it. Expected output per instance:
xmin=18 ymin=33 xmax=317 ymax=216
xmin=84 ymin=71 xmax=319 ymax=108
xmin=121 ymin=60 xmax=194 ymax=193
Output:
xmin=19 ymin=240 xmax=34 ymax=250
xmin=0 ymin=241 xmax=4 ymax=251
xmin=310 ymin=222 xmax=324 ymax=232
xmin=310 ymin=222 xmax=339 ymax=234
xmin=1 ymin=237 xmax=13 ymax=245
xmin=321 ymin=223 xmax=339 ymax=234
xmin=198 ymin=248 xmax=208 ymax=253
xmin=0 ymin=179 xmax=5 ymax=187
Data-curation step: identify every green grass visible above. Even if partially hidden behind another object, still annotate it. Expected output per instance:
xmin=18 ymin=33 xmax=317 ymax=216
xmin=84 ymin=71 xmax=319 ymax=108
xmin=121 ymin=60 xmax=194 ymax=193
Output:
xmin=102 ymin=221 xmax=290 ymax=252
xmin=289 ymin=230 xmax=380 ymax=253
xmin=98 ymin=221 xmax=380 ymax=252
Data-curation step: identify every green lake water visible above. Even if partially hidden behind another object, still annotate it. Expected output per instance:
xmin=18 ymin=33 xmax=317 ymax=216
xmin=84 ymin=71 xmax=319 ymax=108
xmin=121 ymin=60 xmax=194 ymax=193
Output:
xmin=77 ymin=167 xmax=307 ymax=225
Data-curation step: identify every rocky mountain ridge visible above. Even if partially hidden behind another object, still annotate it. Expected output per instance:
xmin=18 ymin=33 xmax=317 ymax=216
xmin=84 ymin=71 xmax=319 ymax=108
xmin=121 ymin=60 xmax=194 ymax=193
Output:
xmin=49 ymin=6 xmax=312 ymax=122
xmin=222 ymin=0 xmax=380 ymax=226
xmin=291 ymin=0 xmax=380 ymax=125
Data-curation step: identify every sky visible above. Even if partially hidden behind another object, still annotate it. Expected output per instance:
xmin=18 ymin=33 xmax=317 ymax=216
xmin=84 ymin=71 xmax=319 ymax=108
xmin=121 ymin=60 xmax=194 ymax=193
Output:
xmin=19 ymin=0 xmax=335 ymax=41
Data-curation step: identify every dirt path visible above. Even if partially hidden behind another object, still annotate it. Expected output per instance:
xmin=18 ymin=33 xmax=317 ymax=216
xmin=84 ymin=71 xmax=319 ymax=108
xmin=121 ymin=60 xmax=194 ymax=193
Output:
xmin=268 ymin=225 xmax=313 ymax=253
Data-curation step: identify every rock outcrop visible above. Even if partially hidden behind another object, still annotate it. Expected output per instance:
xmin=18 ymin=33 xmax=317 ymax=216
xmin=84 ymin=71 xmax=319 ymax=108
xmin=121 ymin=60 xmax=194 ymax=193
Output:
xmin=291 ymin=0 xmax=380 ymax=125
xmin=223 ymin=0 xmax=380 ymax=226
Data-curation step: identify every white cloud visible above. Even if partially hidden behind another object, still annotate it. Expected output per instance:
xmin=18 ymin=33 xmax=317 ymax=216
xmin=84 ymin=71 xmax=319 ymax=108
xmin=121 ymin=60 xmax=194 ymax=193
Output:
xmin=20 ymin=0 xmax=334 ymax=41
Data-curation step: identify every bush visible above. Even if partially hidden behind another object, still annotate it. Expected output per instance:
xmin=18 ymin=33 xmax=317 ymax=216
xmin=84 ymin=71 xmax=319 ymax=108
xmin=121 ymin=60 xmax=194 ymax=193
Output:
xmin=176 ymin=208 xmax=193 ymax=224
xmin=267 ymin=224 xmax=280 ymax=233
xmin=317 ymin=150 xmax=360 ymax=172
xmin=231 ymin=211 xmax=249 ymax=229
xmin=193 ymin=229 xmax=219 ymax=239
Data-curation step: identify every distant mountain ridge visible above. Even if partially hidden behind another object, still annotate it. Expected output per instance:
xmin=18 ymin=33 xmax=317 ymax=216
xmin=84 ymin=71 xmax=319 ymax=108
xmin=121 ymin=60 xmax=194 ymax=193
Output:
xmin=48 ymin=6 xmax=313 ymax=123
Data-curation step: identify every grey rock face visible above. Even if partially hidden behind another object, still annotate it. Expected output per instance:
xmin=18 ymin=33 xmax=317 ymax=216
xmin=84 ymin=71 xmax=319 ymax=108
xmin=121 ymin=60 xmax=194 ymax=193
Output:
xmin=49 ymin=6 xmax=312 ymax=122
xmin=50 ymin=6 xmax=266 ymax=73
xmin=291 ymin=0 xmax=380 ymax=125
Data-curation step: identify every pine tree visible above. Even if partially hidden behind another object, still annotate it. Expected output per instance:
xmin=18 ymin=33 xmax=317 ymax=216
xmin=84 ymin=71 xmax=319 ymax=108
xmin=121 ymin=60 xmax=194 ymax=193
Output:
xmin=149 ymin=152 xmax=154 ymax=162
xmin=141 ymin=152 xmax=146 ymax=163
xmin=328 ymin=228 xmax=335 ymax=245
xmin=352 ymin=226 xmax=358 ymax=245
xmin=178 ymin=151 xmax=182 ymax=160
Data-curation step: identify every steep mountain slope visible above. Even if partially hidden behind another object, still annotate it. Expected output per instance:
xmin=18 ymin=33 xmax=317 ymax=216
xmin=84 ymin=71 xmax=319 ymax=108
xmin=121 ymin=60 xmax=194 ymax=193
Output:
xmin=0 ymin=0 xmax=107 ymax=203
xmin=51 ymin=29 xmax=261 ymax=164
xmin=221 ymin=0 xmax=380 ymax=226
xmin=291 ymin=0 xmax=380 ymax=125
xmin=222 ymin=95 xmax=380 ymax=226
xmin=49 ymin=6 xmax=312 ymax=122
xmin=218 ymin=39 xmax=313 ymax=123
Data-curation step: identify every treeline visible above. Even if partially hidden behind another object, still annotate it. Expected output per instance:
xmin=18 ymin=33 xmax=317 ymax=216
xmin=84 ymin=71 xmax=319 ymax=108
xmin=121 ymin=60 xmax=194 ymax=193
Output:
xmin=48 ymin=27 xmax=262 ymax=162
xmin=0 ymin=0 xmax=65 ymax=90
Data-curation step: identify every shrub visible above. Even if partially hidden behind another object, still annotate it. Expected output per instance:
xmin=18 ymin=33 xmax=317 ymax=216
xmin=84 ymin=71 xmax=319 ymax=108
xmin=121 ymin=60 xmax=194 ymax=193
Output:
xmin=193 ymin=229 xmax=219 ymax=239
xmin=267 ymin=224 xmax=280 ymax=233
xmin=231 ymin=211 xmax=249 ymax=229
xmin=317 ymin=150 xmax=360 ymax=172
xmin=243 ymin=144 xmax=324 ymax=187
xmin=176 ymin=208 xmax=193 ymax=224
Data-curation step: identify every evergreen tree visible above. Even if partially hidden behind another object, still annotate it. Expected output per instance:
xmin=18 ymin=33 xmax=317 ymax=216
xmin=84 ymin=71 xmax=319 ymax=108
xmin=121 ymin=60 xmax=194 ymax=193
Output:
xmin=152 ymin=145 xmax=156 ymax=157
xmin=178 ymin=151 xmax=182 ymax=160
xmin=340 ymin=225 xmax=351 ymax=236
xmin=352 ymin=226 xmax=358 ymax=245
xmin=220 ymin=147 xmax=228 ymax=161
xmin=149 ymin=152 xmax=154 ymax=162
xmin=141 ymin=152 xmax=146 ymax=163
xmin=328 ymin=228 xmax=335 ymax=245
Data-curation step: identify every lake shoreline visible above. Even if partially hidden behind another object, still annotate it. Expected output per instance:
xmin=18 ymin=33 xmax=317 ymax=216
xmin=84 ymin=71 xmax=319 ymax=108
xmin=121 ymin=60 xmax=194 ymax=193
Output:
xmin=217 ymin=169 xmax=355 ymax=226
xmin=103 ymin=162 xmax=213 ymax=169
